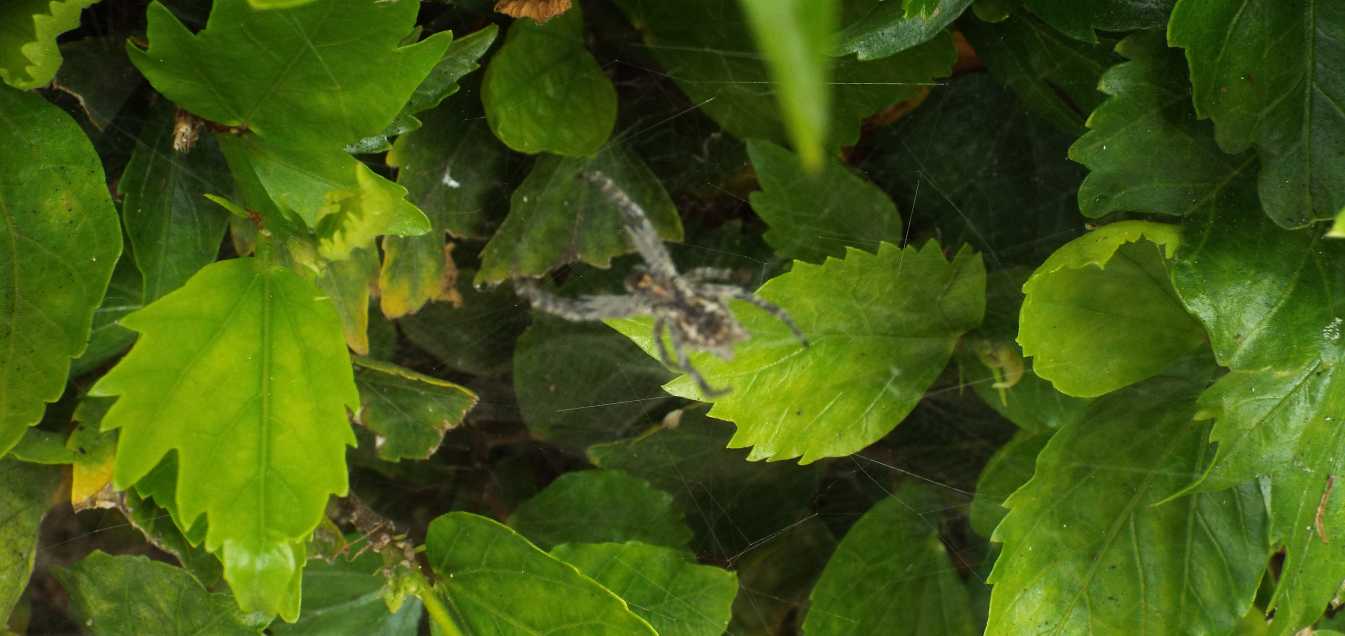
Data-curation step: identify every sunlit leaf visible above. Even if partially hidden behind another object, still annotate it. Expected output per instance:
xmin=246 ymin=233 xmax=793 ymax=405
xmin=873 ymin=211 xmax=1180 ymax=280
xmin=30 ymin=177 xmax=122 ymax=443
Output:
xmin=1022 ymin=0 xmax=1174 ymax=42
xmin=92 ymin=257 xmax=359 ymax=620
xmin=55 ymin=552 xmax=255 ymax=636
xmin=1170 ymin=0 xmax=1345 ymax=228
xmin=0 ymin=460 xmax=58 ymax=621
xmin=271 ymin=551 xmax=423 ymax=636
xmin=1070 ymin=31 xmax=1254 ymax=219
xmin=986 ymin=374 xmax=1267 ymax=634
xmin=423 ymin=512 xmax=656 ymax=635
xmin=805 ymin=484 xmax=977 ymax=636
xmin=482 ymin=5 xmax=616 ymax=156
xmin=610 ymin=242 xmax=984 ymax=463
xmin=0 ymin=0 xmax=99 ymax=89
xmin=475 ymin=144 xmax=681 ymax=285
xmin=551 ymin=542 xmax=737 ymax=636
xmin=747 ymin=140 xmax=902 ymax=263
xmin=0 ymin=85 xmax=121 ymax=456
xmin=834 ymin=0 xmax=972 ymax=60
xmin=509 ymin=470 xmax=691 ymax=550
xmin=353 ymin=357 xmax=477 ymax=462
xmin=1018 ymin=221 xmax=1205 ymax=398
xmin=969 ymin=431 xmax=1049 ymax=538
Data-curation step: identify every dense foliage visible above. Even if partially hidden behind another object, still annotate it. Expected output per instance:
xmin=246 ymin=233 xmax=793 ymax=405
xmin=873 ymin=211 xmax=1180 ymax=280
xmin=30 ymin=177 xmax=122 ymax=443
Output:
xmin=2 ymin=0 xmax=1342 ymax=634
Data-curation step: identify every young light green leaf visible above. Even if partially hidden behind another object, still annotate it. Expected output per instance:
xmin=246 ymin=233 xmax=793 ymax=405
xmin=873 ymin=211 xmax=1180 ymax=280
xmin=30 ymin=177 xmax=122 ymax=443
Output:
xmin=1071 ymin=31 xmax=1255 ymax=219
xmin=91 ymin=257 xmax=360 ymax=620
xmin=313 ymin=247 xmax=378 ymax=354
xmin=960 ymin=14 xmax=1115 ymax=132
xmin=0 ymin=85 xmax=121 ymax=456
xmin=423 ymin=512 xmax=656 ymax=635
xmin=747 ymin=140 xmax=902 ymax=263
xmin=587 ymin=409 xmax=824 ymax=561
xmin=834 ymin=0 xmax=972 ymax=60
xmin=551 ymin=542 xmax=737 ymax=636
xmin=0 ymin=460 xmax=58 ymax=621
xmin=121 ymin=101 xmax=231 ymax=301
xmin=805 ymin=484 xmax=977 ymax=636
xmin=0 ymin=0 xmax=99 ymax=89
xmin=55 ymin=552 xmax=256 ymax=636
xmin=1170 ymin=0 xmax=1345 ymax=228
xmin=52 ymin=36 xmax=142 ymax=130
xmin=609 ymin=241 xmax=985 ymax=463
xmin=127 ymin=0 xmax=451 ymax=148
xmin=1019 ymin=221 xmax=1205 ymax=397
xmin=353 ymin=357 xmax=478 ymax=462
xmin=1022 ymin=0 xmax=1174 ymax=42
xmin=509 ymin=470 xmax=691 ymax=550
xmin=270 ymin=551 xmax=423 ymax=636
xmin=969 ymin=431 xmax=1050 ymax=538
xmin=398 ymin=268 xmax=529 ymax=377
xmin=482 ymin=5 xmax=616 ymax=156
xmin=738 ymin=0 xmax=838 ymax=170
xmin=614 ymin=0 xmax=954 ymax=150
xmin=475 ymin=145 xmax=682 ymax=285
xmin=986 ymin=375 xmax=1268 ymax=635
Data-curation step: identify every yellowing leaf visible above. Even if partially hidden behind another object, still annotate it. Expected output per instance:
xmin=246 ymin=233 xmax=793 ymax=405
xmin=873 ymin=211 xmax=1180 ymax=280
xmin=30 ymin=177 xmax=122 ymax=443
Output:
xmin=92 ymin=257 xmax=359 ymax=620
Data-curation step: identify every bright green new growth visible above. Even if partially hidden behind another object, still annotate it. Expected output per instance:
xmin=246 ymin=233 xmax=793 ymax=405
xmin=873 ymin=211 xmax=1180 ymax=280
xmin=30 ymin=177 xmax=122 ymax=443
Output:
xmin=0 ymin=0 xmax=100 ymax=89
xmin=92 ymin=257 xmax=359 ymax=620
xmin=610 ymin=241 xmax=985 ymax=463
xmin=0 ymin=85 xmax=120 ymax=456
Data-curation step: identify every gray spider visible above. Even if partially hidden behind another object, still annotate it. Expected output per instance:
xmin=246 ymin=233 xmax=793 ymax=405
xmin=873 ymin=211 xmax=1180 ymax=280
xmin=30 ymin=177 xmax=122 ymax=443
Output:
xmin=514 ymin=171 xmax=808 ymax=397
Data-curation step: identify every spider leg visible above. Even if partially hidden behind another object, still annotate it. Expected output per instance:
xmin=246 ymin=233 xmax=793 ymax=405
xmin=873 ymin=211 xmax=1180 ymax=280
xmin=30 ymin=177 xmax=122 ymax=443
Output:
xmin=701 ymin=284 xmax=810 ymax=347
xmin=515 ymin=278 xmax=647 ymax=321
xmin=580 ymin=171 xmax=679 ymax=279
xmin=684 ymin=267 xmax=736 ymax=283
xmin=668 ymin=323 xmax=732 ymax=398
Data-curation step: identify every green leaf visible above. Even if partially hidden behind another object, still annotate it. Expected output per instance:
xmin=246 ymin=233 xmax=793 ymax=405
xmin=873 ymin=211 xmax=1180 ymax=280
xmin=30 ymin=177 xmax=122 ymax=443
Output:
xmin=587 ymin=409 xmax=824 ymax=561
xmin=423 ymin=512 xmax=656 ymax=635
xmin=121 ymin=101 xmax=232 ymax=301
xmin=509 ymin=470 xmax=692 ymax=550
xmin=0 ymin=460 xmax=58 ymax=621
xmin=551 ymin=542 xmax=737 ymax=636
xmin=353 ymin=357 xmax=478 ymax=462
xmin=1018 ymin=221 xmax=1205 ymax=398
xmin=314 ymin=246 xmax=378 ymax=354
xmin=610 ymin=242 xmax=985 ymax=463
xmin=514 ymin=318 xmax=676 ymax=450
xmin=960 ymin=14 xmax=1115 ymax=132
xmin=746 ymin=140 xmax=902 ymax=263
xmin=127 ymin=0 xmax=451 ymax=149
xmin=0 ymin=85 xmax=121 ymax=456
xmin=834 ymin=0 xmax=972 ymax=60
xmin=614 ymin=0 xmax=954 ymax=149
xmin=397 ymin=269 xmax=529 ymax=377
xmin=475 ymin=145 xmax=682 ymax=285
xmin=271 ymin=551 xmax=423 ymax=636
xmin=122 ymin=489 xmax=224 ymax=588
xmin=52 ymin=36 xmax=143 ymax=130
xmin=805 ymin=484 xmax=977 ymax=636
xmin=91 ymin=257 xmax=360 ymax=620
xmin=729 ymin=519 xmax=834 ymax=634
xmin=969 ymin=431 xmax=1049 ymax=538
xmin=69 ymin=249 xmax=143 ymax=377
xmin=1022 ymin=0 xmax=1175 ymax=42
xmin=986 ymin=375 xmax=1268 ymax=634
xmin=0 ymin=0 xmax=99 ymax=89
xmin=737 ymin=0 xmax=838 ymax=169
xmin=69 ymin=396 xmax=117 ymax=510
xmin=1169 ymin=0 xmax=1345 ymax=228
xmin=1071 ymin=31 xmax=1255 ymax=219
xmin=55 ymin=552 xmax=256 ymax=636
xmin=11 ymin=429 xmax=76 ymax=464
xmin=481 ymin=5 xmax=616 ymax=156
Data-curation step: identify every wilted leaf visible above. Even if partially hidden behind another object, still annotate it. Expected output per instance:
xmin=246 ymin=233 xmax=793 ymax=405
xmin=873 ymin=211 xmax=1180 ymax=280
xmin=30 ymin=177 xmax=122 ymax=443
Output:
xmin=747 ymin=140 xmax=902 ymax=263
xmin=495 ymin=0 xmax=572 ymax=23
xmin=92 ymin=257 xmax=359 ymax=620
xmin=509 ymin=470 xmax=691 ymax=550
xmin=1022 ymin=0 xmax=1175 ymax=42
xmin=551 ymin=542 xmax=737 ymax=636
xmin=969 ymin=431 xmax=1049 ymax=538
xmin=482 ymin=5 xmax=615 ymax=156
xmin=423 ymin=512 xmax=656 ymax=635
xmin=353 ymin=357 xmax=477 ymax=462
xmin=610 ymin=242 xmax=985 ymax=463
xmin=0 ymin=460 xmax=59 ymax=621
xmin=986 ymin=375 xmax=1267 ymax=634
xmin=805 ymin=484 xmax=977 ymax=636
xmin=834 ymin=0 xmax=972 ymax=60
xmin=0 ymin=0 xmax=99 ymax=89
xmin=1018 ymin=221 xmax=1205 ymax=397
xmin=0 ymin=85 xmax=121 ymax=455
xmin=271 ymin=551 xmax=423 ymax=636
xmin=1169 ymin=0 xmax=1345 ymax=228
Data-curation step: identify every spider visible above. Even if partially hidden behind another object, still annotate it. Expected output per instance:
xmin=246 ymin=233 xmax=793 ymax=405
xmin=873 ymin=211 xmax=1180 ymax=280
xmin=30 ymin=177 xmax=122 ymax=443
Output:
xmin=514 ymin=171 xmax=809 ymax=397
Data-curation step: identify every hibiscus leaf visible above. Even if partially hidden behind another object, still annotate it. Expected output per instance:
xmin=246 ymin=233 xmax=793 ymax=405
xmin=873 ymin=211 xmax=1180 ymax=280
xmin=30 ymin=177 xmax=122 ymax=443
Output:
xmin=352 ymin=357 xmax=477 ymax=462
xmin=1022 ymin=0 xmax=1175 ymax=42
xmin=0 ymin=0 xmax=99 ymax=89
xmin=270 ymin=550 xmax=423 ymax=636
xmin=834 ymin=0 xmax=972 ymax=60
xmin=91 ymin=256 xmax=359 ymax=620
xmin=55 ymin=552 xmax=255 ymax=635
xmin=509 ymin=470 xmax=692 ymax=550
xmin=0 ymin=460 xmax=59 ymax=620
